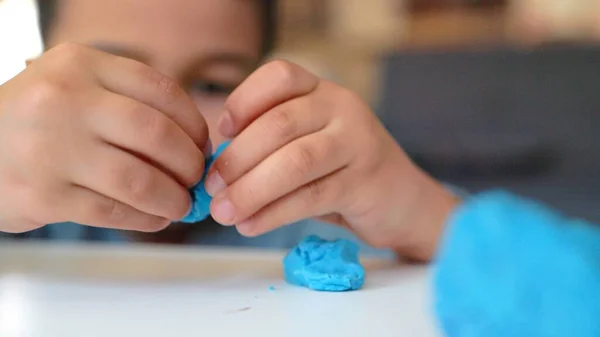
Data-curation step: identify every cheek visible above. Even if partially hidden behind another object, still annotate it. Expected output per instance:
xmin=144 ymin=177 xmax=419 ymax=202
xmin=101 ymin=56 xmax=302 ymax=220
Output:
xmin=192 ymin=96 xmax=229 ymax=147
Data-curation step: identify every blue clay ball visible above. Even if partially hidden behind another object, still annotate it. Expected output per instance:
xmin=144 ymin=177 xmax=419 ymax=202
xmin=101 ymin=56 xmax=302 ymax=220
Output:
xmin=179 ymin=141 xmax=229 ymax=223
xmin=283 ymin=235 xmax=365 ymax=292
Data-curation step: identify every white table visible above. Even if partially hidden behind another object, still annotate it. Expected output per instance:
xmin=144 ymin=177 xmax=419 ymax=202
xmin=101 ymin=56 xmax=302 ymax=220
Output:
xmin=0 ymin=242 xmax=440 ymax=337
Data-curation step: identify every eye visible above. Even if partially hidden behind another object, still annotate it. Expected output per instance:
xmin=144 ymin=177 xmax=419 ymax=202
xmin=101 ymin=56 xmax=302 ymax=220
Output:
xmin=191 ymin=81 xmax=235 ymax=96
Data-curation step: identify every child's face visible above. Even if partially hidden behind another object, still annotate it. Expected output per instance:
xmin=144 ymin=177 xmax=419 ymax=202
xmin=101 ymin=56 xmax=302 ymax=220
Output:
xmin=47 ymin=0 xmax=264 ymax=146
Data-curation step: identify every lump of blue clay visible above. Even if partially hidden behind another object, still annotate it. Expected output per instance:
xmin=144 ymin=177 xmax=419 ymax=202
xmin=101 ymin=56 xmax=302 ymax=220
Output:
xmin=179 ymin=141 xmax=229 ymax=223
xmin=283 ymin=235 xmax=365 ymax=292
xmin=434 ymin=190 xmax=600 ymax=337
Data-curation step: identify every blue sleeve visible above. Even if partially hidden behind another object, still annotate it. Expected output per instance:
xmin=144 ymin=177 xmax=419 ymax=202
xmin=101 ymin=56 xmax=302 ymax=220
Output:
xmin=433 ymin=190 xmax=600 ymax=337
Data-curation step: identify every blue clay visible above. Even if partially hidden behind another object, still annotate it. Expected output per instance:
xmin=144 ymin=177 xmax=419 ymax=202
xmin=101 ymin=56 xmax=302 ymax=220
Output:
xmin=283 ymin=235 xmax=365 ymax=292
xmin=179 ymin=141 xmax=229 ymax=223
xmin=434 ymin=190 xmax=600 ymax=337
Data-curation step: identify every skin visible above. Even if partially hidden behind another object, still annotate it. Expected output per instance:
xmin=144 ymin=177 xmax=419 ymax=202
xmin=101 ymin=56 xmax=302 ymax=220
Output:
xmin=0 ymin=0 xmax=458 ymax=261
xmin=207 ymin=62 xmax=459 ymax=260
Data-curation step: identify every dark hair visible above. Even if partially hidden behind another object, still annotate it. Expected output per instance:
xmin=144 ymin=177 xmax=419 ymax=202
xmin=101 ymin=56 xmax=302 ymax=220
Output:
xmin=36 ymin=0 xmax=277 ymax=54
xmin=36 ymin=0 xmax=57 ymax=46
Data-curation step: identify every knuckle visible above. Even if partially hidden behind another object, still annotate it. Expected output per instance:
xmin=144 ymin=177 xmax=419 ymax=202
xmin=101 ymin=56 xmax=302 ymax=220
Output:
xmin=51 ymin=42 xmax=86 ymax=54
xmin=266 ymin=60 xmax=299 ymax=86
xmin=337 ymin=86 xmax=369 ymax=117
xmin=27 ymin=79 xmax=66 ymax=111
xmin=91 ymin=197 xmax=127 ymax=225
xmin=47 ymin=42 xmax=88 ymax=67
xmin=121 ymin=165 xmax=157 ymax=203
xmin=127 ymin=106 xmax=203 ymax=187
xmin=285 ymin=144 xmax=318 ymax=177
xmin=157 ymin=75 xmax=182 ymax=105
xmin=142 ymin=67 xmax=182 ymax=105
xmin=263 ymin=108 xmax=297 ymax=138
xmin=131 ymin=105 xmax=173 ymax=144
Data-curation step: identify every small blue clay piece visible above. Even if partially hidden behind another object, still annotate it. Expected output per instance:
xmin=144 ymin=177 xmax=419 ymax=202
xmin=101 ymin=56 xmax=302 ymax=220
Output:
xmin=179 ymin=141 xmax=229 ymax=223
xmin=283 ymin=235 xmax=365 ymax=292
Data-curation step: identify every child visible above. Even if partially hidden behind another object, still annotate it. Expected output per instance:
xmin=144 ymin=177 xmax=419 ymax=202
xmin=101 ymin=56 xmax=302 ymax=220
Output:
xmin=0 ymin=0 xmax=456 ymax=258
xmin=0 ymin=1 xmax=598 ymax=335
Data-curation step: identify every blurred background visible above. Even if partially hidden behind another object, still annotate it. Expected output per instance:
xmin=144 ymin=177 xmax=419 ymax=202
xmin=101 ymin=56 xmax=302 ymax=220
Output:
xmin=277 ymin=0 xmax=600 ymax=223
xmin=2 ymin=0 xmax=600 ymax=221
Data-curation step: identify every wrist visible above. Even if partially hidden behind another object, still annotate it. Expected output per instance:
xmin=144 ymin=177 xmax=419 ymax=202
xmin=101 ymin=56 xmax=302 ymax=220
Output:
xmin=390 ymin=167 xmax=461 ymax=262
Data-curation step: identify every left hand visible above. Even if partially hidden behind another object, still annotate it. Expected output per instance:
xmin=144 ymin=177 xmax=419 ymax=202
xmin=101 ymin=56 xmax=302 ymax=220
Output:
xmin=205 ymin=60 xmax=458 ymax=261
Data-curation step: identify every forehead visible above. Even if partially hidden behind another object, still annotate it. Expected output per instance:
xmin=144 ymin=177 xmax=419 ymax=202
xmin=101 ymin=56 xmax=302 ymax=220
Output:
xmin=48 ymin=0 xmax=263 ymax=62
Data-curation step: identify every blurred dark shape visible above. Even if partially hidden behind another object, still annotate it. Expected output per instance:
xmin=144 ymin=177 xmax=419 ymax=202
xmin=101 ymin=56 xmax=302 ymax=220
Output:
xmin=123 ymin=219 xmax=223 ymax=244
xmin=379 ymin=44 xmax=600 ymax=221
xmin=408 ymin=0 xmax=506 ymax=12
xmin=407 ymin=133 xmax=560 ymax=179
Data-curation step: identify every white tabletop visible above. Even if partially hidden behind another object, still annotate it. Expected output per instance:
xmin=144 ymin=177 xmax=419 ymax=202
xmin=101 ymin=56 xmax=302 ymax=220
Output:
xmin=0 ymin=242 xmax=440 ymax=337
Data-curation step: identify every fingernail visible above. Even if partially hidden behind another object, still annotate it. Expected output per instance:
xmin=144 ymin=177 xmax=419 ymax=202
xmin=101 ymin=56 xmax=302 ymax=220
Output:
xmin=212 ymin=197 xmax=236 ymax=225
xmin=202 ymin=138 xmax=213 ymax=159
xmin=205 ymin=171 xmax=226 ymax=197
xmin=218 ymin=111 xmax=234 ymax=137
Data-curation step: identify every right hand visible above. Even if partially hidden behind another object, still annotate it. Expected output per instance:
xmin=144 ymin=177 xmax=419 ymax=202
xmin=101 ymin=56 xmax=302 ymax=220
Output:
xmin=0 ymin=43 xmax=209 ymax=233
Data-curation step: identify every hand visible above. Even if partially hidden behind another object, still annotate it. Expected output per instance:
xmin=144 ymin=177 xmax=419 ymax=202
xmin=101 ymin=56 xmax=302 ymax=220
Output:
xmin=0 ymin=43 xmax=209 ymax=233
xmin=205 ymin=60 xmax=459 ymax=261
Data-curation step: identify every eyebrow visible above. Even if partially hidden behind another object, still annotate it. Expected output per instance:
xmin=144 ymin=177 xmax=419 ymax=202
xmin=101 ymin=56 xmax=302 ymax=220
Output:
xmin=90 ymin=43 xmax=149 ymax=63
xmin=198 ymin=53 xmax=258 ymax=72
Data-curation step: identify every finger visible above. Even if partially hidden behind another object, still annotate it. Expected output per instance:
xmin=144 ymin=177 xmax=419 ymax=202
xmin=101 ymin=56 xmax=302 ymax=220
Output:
xmin=91 ymin=49 xmax=209 ymax=149
xmin=210 ymin=132 xmax=349 ymax=225
xmin=70 ymin=143 xmax=191 ymax=221
xmin=235 ymin=171 xmax=346 ymax=237
xmin=90 ymin=92 xmax=204 ymax=187
xmin=0 ymin=219 xmax=42 ymax=234
xmin=220 ymin=60 xmax=319 ymax=137
xmin=61 ymin=185 xmax=170 ymax=232
xmin=205 ymin=98 xmax=329 ymax=196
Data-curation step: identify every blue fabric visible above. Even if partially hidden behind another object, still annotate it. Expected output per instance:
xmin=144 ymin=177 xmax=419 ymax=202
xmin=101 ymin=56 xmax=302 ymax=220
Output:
xmin=283 ymin=235 xmax=365 ymax=291
xmin=16 ymin=217 xmax=392 ymax=259
xmin=434 ymin=190 xmax=600 ymax=337
xmin=43 ymin=222 xmax=128 ymax=242
xmin=46 ymin=222 xmax=85 ymax=240
xmin=180 ymin=141 xmax=229 ymax=223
